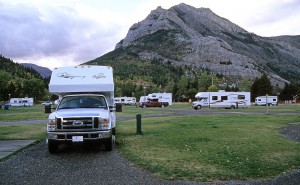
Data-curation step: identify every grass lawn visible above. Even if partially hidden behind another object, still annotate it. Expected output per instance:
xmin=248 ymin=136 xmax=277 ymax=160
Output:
xmin=0 ymin=105 xmax=49 ymax=121
xmin=116 ymin=113 xmax=300 ymax=181
xmin=0 ymin=124 xmax=46 ymax=140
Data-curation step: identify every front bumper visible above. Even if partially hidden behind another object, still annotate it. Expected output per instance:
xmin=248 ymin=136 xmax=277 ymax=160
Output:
xmin=47 ymin=130 xmax=111 ymax=143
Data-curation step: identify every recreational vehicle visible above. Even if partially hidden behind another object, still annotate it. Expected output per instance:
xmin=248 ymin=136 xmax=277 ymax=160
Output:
xmin=255 ymin=96 xmax=278 ymax=106
xmin=10 ymin=97 xmax=34 ymax=106
xmin=114 ymin=97 xmax=136 ymax=105
xmin=46 ymin=65 xmax=116 ymax=153
xmin=147 ymin=93 xmax=173 ymax=105
xmin=192 ymin=91 xmax=251 ymax=110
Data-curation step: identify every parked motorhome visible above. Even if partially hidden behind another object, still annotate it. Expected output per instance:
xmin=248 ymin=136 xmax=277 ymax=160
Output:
xmin=10 ymin=97 xmax=34 ymax=106
xmin=114 ymin=97 xmax=136 ymax=105
xmin=192 ymin=91 xmax=251 ymax=110
xmin=47 ymin=65 xmax=116 ymax=153
xmin=255 ymin=96 xmax=278 ymax=106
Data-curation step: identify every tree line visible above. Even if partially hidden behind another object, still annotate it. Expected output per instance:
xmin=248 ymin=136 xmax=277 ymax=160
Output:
xmin=0 ymin=55 xmax=49 ymax=102
xmin=1 ymin=54 xmax=300 ymax=103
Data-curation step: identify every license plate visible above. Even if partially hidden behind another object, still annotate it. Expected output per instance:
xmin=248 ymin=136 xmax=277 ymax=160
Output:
xmin=72 ymin=136 xmax=83 ymax=142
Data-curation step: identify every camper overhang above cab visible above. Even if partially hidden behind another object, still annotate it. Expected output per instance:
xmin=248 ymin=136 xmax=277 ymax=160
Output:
xmin=49 ymin=65 xmax=114 ymax=96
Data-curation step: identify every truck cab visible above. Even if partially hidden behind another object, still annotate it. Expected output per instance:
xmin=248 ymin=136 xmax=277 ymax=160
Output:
xmin=46 ymin=65 xmax=116 ymax=153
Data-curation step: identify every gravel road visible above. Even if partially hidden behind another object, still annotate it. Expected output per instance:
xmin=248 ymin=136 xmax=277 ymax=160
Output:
xmin=0 ymin=109 xmax=299 ymax=185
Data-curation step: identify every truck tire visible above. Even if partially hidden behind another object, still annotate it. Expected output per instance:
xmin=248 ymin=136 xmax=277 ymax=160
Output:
xmin=105 ymin=136 xmax=113 ymax=151
xmin=230 ymin=105 xmax=235 ymax=109
xmin=196 ymin=105 xmax=201 ymax=110
xmin=48 ymin=141 xmax=59 ymax=154
xmin=143 ymin=104 xmax=146 ymax=108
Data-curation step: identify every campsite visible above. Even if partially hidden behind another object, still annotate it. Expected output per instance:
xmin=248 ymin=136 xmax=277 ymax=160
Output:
xmin=0 ymin=103 xmax=299 ymax=183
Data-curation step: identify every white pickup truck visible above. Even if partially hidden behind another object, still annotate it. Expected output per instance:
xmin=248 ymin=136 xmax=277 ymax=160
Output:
xmin=46 ymin=65 xmax=116 ymax=153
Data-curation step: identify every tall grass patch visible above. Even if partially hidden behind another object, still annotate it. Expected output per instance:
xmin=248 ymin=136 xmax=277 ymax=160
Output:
xmin=0 ymin=124 xmax=46 ymax=140
xmin=0 ymin=105 xmax=48 ymax=121
xmin=117 ymin=114 xmax=300 ymax=181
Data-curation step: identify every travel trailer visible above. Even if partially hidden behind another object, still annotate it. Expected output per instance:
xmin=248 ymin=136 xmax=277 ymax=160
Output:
xmin=139 ymin=96 xmax=147 ymax=103
xmin=147 ymin=93 xmax=173 ymax=105
xmin=192 ymin=91 xmax=251 ymax=110
xmin=114 ymin=97 xmax=136 ymax=105
xmin=10 ymin=97 xmax=34 ymax=106
xmin=255 ymin=96 xmax=278 ymax=106
xmin=47 ymin=65 xmax=116 ymax=153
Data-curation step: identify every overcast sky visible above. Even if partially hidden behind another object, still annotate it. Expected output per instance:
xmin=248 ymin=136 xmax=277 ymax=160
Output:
xmin=1 ymin=0 xmax=299 ymax=70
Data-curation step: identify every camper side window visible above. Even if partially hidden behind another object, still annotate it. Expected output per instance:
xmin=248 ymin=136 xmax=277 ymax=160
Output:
xmin=212 ymin=96 xmax=218 ymax=100
xmin=238 ymin=95 xmax=245 ymax=100
xmin=221 ymin=96 xmax=228 ymax=101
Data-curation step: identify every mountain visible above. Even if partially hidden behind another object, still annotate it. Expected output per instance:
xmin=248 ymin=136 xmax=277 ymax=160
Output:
xmin=87 ymin=3 xmax=300 ymax=88
xmin=20 ymin=63 xmax=52 ymax=78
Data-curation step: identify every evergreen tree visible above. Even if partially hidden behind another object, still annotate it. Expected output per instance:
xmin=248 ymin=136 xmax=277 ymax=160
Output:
xmin=251 ymin=74 xmax=273 ymax=101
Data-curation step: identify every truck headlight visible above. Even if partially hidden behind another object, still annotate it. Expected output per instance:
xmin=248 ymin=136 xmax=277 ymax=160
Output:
xmin=100 ymin=118 xmax=110 ymax=129
xmin=47 ymin=119 xmax=56 ymax=131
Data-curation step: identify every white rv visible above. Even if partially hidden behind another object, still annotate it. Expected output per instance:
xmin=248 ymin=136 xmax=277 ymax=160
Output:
xmin=46 ymin=65 xmax=116 ymax=153
xmin=255 ymin=96 xmax=278 ymax=106
xmin=147 ymin=93 xmax=173 ymax=105
xmin=139 ymin=96 xmax=148 ymax=103
xmin=10 ymin=97 xmax=34 ymax=106
xmin=114 ymin=97 xmax=136 ymax=105
xmin=192 ymin=91 xmax=251 ymax=110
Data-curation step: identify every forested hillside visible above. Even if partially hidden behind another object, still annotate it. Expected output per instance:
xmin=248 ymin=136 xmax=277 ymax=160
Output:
xmin=0 ymin=55 xmax=49 ymax=101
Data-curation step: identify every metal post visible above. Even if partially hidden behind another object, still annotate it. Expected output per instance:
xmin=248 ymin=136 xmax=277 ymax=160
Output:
xmin=266 ymin=94 xmax=269 ymax=114
xmin=136 ymin=114 xmax=142 ymax=135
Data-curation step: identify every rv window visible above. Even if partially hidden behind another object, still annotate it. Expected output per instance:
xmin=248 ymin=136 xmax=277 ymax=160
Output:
xmin=212 ymin=96 xmax=218 ymax=100
xmin=221 ymin=96 xmax=228 ymax=101
xmin=238 ymin=95 xmax=245 ymax=99
xmin=273 ymin=99 xmax=276 ymax=101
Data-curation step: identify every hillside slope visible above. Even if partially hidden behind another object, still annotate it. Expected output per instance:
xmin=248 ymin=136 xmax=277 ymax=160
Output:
xmin=88 ymin=3 xmax=300 ymax=88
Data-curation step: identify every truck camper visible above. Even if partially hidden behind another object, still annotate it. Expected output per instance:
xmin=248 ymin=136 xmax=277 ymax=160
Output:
xmin=192 ymin=90 xmax=250 ymax=110
xmin=147 ymin=93 xmax=172 ymax=105
xmin=46 ymin=65 xmax=116 ymax=153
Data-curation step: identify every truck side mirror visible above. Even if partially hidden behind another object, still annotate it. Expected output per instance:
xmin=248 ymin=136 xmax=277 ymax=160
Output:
xmin=109 ymin=105 xmax=116 ymax=112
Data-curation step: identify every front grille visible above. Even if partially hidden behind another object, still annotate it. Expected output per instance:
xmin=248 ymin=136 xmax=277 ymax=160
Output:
xmin=56 ymin=117 xmax=100 ymax=131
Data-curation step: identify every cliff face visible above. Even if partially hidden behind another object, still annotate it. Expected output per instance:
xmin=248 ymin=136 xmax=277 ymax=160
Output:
xmin=116 ymin=3 xmax=300 ymax=87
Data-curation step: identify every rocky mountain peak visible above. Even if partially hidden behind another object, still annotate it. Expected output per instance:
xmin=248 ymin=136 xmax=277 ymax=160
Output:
xmin=115 ymin=3 xmax=300 ymax=88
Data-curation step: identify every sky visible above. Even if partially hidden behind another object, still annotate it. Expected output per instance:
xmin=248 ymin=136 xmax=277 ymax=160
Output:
xmin=0 ymin=0 xmax=299 ymax=70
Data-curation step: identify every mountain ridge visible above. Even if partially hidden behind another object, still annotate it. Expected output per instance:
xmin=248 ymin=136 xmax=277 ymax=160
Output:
xmin=20 ymin=63 xmax=52 ymax=78
xmin=111 ymin=3 xmax=300 ymax=88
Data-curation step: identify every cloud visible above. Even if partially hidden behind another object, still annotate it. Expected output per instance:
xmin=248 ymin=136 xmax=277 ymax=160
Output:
xmin=0 ymin=1 xmax=124 ymax=69
xmin=0 ymin=0 xmax=299 ymax=69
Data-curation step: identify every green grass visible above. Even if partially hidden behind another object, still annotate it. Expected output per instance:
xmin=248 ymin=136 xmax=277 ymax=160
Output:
xmin=0 ymin=105 xmax=49 ymax=121
xmin=0 ymin=124 xmax=46 ymax=140
xmin=116 ymin=114 xmax=300 ymax=181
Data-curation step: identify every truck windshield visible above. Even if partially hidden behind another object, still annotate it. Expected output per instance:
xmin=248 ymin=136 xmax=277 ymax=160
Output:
xmin=197 ymin=98 xmax=207 ymax=102
xmin=57 ymin=96 xmax=107 ymax=109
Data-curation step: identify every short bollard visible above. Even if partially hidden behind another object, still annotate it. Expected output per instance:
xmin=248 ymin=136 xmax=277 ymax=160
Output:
xmin=136 ymin=114 xmax=143 ymax=135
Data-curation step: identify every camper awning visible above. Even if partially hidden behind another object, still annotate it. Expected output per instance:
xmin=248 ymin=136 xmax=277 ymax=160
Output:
xmin=49 ymin=65 xmax=114 ymax=95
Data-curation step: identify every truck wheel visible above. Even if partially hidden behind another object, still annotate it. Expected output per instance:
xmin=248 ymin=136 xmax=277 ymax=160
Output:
xmin=105 ymin=136 xmax=113 ymax=151
xmin=197 ymin=105 xmax=201 ymax=110
xmin=48 ymin=141 xmax=59 ymax=154
xmin=143 ymin=104 xmax=146 ymax=108
xmin=230 ymin=105 xmax=235 ymax=109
